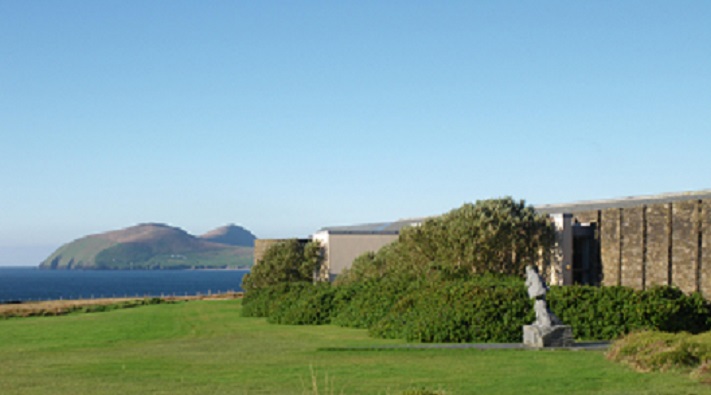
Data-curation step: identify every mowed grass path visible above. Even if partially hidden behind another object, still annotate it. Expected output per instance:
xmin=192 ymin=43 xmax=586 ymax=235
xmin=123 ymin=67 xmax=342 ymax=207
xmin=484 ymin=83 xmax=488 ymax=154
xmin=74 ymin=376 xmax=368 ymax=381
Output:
xmin=1 ymin=300 xmax=710 ymax=395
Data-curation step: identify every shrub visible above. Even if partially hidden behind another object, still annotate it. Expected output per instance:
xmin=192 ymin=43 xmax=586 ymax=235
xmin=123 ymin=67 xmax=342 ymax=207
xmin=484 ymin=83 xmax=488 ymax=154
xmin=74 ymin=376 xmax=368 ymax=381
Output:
xmin=242 ymin=239 xmax=322 ymax=293
xmin=242 ymin=282 xmax=337 ymax=325
xmin=241 ymin=282 xmax=304 ymax=318
xmin=331 ymin=277 xmax=419 ymax=329
xmin=369 ymin=276 xmax=533 ymax=343
xmin=245 ymin=270 xmax=710 ymax=343
xmin=337 ymin=198 xmax=555 ymax=284
xmin=548 ymin=285 xmax=711 ymax=340
xmin=268 ymin=282 xmax=337 ymax=325
xmin=334 ymin=278 xmax=709 ymax=342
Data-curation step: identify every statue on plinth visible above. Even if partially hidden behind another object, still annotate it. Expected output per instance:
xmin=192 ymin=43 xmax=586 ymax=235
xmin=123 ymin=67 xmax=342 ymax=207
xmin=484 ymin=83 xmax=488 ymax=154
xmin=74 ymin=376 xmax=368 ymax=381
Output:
xmin=523 ymin=265 xmax=573 ymax=347
xmin=525 ymin=265 xmax=561 ymax=327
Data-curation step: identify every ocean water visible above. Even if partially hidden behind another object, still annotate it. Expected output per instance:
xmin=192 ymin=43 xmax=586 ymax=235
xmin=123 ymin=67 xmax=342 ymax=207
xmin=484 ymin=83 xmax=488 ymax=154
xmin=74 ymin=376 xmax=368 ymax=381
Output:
xmin=0 ymin=267 xmax=247 ymax=302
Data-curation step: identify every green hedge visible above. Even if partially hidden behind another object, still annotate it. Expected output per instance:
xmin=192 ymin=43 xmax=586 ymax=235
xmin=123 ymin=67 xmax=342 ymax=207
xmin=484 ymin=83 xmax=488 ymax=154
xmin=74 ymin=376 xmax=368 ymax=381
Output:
xmin=241 ymin=282 xmax=337 ymax=325
xmin=267 ymin=282 xmax=337 ymax=325
xmin=370 ymin=278 xmax=532 ymax=343
xmin=548 ymin=285 xmax=710 ymax=340
xmin=241 ymin=282 xmax=304 ymax=318
xmin=330 ymin=278 xmax=418 ymax=329
xmin=242 ymin=277 xmax=711 ymax=342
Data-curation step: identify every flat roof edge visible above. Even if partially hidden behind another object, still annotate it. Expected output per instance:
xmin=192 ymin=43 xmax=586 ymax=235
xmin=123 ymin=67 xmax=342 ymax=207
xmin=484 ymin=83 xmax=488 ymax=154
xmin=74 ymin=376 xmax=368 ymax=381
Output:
xmin=325 ymin=230 xmax=400 ymax=235
xmin=535 ymin=189 xmax=711 ymax=214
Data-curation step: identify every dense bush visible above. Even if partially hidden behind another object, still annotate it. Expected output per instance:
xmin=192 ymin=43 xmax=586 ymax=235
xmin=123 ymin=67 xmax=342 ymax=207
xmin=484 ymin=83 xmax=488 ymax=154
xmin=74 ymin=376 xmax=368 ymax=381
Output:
xmin=549 ymin=285 xmax=711 ymax=340
xmin=337 ymin=198 xmax=554 ymax=284
xmin=245 ymin=275 xmax=710 ymax=342
xmin=267 ymin=282 xmax=337 ymax=325
xmin=242 ymin=282 xmax=338 ymax=325
xmin=241 ymin=239 xmax=322 ymax=293
xmin=242 ymin=282 xmax=302 ymax=318
xmin=363 ymin=281 xmax=710 ymax=342
xmin=331 ymin=277 xmax=421 ymax=329
xmin=370 ymin=276 xmax=532 ymax=343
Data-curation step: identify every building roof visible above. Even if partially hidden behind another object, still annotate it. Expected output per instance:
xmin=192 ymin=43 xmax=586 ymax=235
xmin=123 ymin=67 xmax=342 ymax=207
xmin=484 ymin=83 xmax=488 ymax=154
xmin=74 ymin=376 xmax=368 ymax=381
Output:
xmin=316 ymin=190 xmax=711 ymax=235
xmin=318 ymin=218 xmax=424 ymax=235
xmin=534 ymin=189 xmax=711 ymax=214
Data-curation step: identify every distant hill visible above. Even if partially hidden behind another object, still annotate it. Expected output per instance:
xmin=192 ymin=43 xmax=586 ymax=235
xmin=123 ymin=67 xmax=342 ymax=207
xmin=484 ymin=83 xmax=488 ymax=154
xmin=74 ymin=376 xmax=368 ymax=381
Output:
xmin=40 ymin=223 xmax=255 ymax=270
xmin=199 ymin=224 xmax=256 ymax=247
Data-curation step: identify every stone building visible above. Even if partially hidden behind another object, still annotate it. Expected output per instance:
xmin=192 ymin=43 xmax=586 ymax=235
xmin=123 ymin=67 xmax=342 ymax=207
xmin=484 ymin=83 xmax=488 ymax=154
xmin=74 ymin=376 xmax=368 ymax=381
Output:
xmin=254 ymin=190 xmax=711 ymax=296
xmin=537 ymin=190 xmax=711 ymax=298
xmin=312 ymin=219 xmax=422 ymax=281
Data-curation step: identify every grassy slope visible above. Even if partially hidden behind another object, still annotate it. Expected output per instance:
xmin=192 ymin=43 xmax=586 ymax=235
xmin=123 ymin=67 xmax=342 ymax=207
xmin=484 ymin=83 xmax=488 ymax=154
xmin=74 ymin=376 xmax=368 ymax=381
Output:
xmin=112 ymin=247 xmax=254 ymax=269
xmin=1 ymin=301 xmax=710 ymax=395
xmin=155 ymin=246 xmax=254 ymax=268
xmin=42 ymin=237 xmax=116 ymax=268
xmin=42 ymin=241 xmax=253 ymax=269
xmin=40 ymin=224 xmax=255 ymax=269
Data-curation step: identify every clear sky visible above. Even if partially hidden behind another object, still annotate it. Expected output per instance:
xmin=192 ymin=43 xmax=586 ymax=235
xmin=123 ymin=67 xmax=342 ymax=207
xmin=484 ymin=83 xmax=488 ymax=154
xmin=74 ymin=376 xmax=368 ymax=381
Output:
xmin=1 ymin=1 xmax=710 ymax=266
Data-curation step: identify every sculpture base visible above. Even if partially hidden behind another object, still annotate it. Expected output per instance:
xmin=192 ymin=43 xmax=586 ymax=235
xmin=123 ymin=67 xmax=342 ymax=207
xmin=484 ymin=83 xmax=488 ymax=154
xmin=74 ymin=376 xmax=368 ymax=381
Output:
xmin=523 ymin=325 xmax=574 ymax=348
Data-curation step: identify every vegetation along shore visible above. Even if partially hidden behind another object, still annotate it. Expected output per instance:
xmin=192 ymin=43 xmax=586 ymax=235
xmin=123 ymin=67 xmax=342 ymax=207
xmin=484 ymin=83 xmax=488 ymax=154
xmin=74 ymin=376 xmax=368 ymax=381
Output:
xmin=5 ymin=199 xmax=711 ymax=393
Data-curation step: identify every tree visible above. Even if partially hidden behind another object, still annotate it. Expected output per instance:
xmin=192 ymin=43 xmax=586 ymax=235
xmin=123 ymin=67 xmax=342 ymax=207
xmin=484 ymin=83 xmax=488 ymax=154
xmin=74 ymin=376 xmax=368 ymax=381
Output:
xmin=338 ymin=197 xmax=554 ymax=283
xmin=242 ymin=239 xmax=322 ymax=292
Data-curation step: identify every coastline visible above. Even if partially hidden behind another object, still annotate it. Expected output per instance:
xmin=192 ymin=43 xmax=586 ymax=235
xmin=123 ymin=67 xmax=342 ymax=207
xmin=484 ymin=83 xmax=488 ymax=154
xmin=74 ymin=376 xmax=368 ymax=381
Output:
xmin=0 ymin=292 xmax=243 ymax=318
xmin=0 ymin=268 xmax=248 ymax=303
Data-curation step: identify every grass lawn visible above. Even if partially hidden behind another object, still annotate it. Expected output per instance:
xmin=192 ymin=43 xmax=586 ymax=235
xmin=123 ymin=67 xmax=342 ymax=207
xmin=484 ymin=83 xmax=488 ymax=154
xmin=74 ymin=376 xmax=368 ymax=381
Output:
xmin=1 ymin=300 xmax=710 ymax=395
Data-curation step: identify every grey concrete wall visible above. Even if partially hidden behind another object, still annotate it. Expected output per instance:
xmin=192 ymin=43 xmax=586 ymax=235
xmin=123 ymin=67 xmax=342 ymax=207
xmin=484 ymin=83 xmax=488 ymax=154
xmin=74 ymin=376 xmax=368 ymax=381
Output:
xmin=326 ymin=234 xmax=398 ymax=275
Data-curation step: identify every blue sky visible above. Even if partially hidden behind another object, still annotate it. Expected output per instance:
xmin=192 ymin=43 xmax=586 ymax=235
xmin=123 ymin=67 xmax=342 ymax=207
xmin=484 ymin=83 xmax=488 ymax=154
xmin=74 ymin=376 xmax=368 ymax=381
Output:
xmin=1 ymin=1 xmax=710 ymax=265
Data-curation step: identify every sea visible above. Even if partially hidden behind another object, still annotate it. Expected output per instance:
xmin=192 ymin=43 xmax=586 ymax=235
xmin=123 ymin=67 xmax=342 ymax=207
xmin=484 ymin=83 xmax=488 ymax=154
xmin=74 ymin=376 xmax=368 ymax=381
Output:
xmin=0 ymin=267 xmax=248 ymax=303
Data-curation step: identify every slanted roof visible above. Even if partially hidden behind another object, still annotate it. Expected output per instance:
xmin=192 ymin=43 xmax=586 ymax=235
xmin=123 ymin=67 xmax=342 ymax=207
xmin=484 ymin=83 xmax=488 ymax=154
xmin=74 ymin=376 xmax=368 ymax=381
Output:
xmin=318 ymin=218 xmax=425 ymax=235
xmin=535 ymin=189 xmax=711 ymax=214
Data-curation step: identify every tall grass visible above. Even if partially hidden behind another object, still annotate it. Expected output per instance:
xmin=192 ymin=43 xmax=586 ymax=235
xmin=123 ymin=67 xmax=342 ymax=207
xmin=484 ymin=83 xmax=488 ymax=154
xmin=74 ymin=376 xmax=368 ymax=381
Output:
xmin=608 ymin=330 xmax=711 ymax=382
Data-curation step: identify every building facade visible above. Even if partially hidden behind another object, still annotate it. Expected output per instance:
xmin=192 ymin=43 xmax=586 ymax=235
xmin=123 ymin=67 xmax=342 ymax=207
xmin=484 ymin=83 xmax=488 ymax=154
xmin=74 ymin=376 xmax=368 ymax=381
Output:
xmin=312 ymin=219 xmax=422 ymax=281
xmin=538 ymin=190 xmax=711 ymax=297
xmin=253 ymin=190 xmax=711 ymax=296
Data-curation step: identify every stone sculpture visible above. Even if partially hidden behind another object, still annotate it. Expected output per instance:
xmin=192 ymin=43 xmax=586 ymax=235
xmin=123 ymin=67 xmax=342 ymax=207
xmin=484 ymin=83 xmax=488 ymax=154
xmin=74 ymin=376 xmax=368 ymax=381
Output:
xmin=522 ymin=265 xmax=574 ymax=347
xmin=525 ymin=265 xmax=561 ymax=327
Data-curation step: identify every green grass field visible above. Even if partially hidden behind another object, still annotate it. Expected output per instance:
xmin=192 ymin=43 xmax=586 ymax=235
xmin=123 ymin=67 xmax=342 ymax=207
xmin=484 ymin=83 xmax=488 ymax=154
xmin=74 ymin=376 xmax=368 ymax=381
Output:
xmin=1 ymin=300 xmax=710 ymax=395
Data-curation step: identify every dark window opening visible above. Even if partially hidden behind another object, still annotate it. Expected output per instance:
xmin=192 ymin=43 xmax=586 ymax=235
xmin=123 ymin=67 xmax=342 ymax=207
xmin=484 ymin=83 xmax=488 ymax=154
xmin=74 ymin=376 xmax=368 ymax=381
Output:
xmin=573 ymin=223 xmax=600 ymax=286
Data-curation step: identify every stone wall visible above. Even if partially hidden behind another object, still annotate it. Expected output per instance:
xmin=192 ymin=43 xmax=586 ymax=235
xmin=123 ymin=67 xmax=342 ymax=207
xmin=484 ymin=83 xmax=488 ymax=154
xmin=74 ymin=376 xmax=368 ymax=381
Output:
xmin=575 ymin=198 xmax=710 ymax=297
xmin=621 ymin=206 xmax=645 ymax=289
xmin=600 ymin=209 xmax=621 ymax=287
xmin=253 ymin=239 xmax=281 ymax=265
xmin=702 ymin=201 xmax=711 ymax=297
xmin=572 ymin=211 xmax=599 ymax=225
xmin=672 ymin=201 xmax=699 ymax=294
xmin=645 ymin=204 xmax=670 ymax=287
